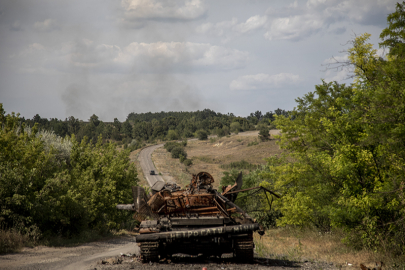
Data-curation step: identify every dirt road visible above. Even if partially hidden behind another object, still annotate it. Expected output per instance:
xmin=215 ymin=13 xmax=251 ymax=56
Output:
xmin=0 ymin=236 xmax=138 ymax=270
xmin=138 ymin=143 xmax=168 ymax=186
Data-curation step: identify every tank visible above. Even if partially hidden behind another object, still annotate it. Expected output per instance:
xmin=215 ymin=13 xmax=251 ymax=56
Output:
xmin=117 ymin=172 xmax=273 ymax=263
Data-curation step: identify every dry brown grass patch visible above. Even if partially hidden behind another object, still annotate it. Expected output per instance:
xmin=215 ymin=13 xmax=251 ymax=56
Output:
xmin=150 ymin=132 xmax=282 ymax=189
xmin=254 ymin=228 xmax=376 ymax=269
xmin=0 ymin=229 xmax=28 ymax=254
xmin=185 ymin=134 xmax=283 ymax=188
xmin=151 ymin=147 xmax=192 ymax=187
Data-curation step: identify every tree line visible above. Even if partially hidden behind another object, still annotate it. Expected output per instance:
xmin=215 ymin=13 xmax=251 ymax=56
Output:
xmin=20 ymin=108 xmax=289 ymax=148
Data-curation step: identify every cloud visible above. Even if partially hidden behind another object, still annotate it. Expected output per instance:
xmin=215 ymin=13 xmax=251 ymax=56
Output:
xmin=10 ymin=20 xmax=23 ymax=31
xmin=264 ymin=15 xmax=324 ymax=41
xmin=17 ymin=40 xmax=250 ymax=74
xmin=121 ymin=0 xmax=206 ymax=21
xmin=197 ymin=0 xmax=395 ymax=42
xmin=233 ymin=15 xmax=267 ymax=34
xmin=33 ymin=19 xmax=59 ymax=32
xmin=264 ymin=0 xmax=396 ymax=41
xmin=230 ymin=73 xmax=300 ymax=91
xmin=196 ymin=18 xmax=238 ymax=37
xmin=196 ymin=15 xmax=267 ymax=43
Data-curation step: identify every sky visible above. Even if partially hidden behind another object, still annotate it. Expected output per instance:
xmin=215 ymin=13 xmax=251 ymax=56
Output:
xmin=0 ymin=0 xmax=398 ymax=122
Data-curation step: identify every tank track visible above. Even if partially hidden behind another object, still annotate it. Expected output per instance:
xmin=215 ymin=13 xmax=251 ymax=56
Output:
xmin=140 ymin=241 xmax=159 ymax=263
xmin=234 ymin=233 xmax=254 ymax=262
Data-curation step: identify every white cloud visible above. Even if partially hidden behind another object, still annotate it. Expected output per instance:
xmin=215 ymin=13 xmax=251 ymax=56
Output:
xmin=197 ymin=0 xmax=395 ymax=42
xmin=33 ymin=19 xmax=59 ymax=32
xmin=234 ymin=15 xmax=267 ymax=34
xmin=121 ymin=0 xmax=206 ymax=20
xmin=230 ymin=73 xmax=300 ymax=91
xmin=196 ymin=15 xmax=267 ymax=42
xmin=17 ymin=40 xmax=250 ymax=74
xmin=264 ymin=15 xmax=323 ymax=41
xmin=196 ymin=18 xmax=238 ymax=37
xmin=264 ymin=0 xmax=396 ymax=41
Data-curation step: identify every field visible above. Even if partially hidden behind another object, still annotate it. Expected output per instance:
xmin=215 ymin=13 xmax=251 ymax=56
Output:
xmin=151 ymin=130 xmax=283 ymax=188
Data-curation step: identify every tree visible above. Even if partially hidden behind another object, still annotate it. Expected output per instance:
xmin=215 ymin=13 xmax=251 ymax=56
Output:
xmin=196 ymin=129 xmax=208 ymax=140
xmin=89 ymin=114 xmax=100 ymax=127
xmin=254 ymin=110 xmax=263 ymax=121
xmin=67 ymin=116 xmax=80 ymax=135
xmin=167 ymin=130 xmax=179 ymax=140
xmin=262 ymin=12 xmax=405 ymax=252
xmin=113 ymin=118 xmax=121 ymax=132
xmin=380 ymin=1 xmax=405 ymax=58
xmin=258 ymin=126 xmax=270 ymax=141
xmin=122 ymin=121 xmax=133 ymax=138
xmin=171 ymin=146 xmax=187 ymax=159
xmin=230 ymin=122 xmax=241 ymax=134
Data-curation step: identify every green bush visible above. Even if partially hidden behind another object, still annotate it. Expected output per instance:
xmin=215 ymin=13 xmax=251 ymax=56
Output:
xmin=196 ymin=129 xmax=208 ymax=140
xmin=164 ymin=141 xmax=181 ymax=152
xmin=0 ymin=104 xmax=138 ymax=239
xmin=171 ymin=146 xmax=187 ymax=159
xmin=183 ymin=159 xmax=193 ymax=166
xmin=167 ymin=130 xmax=179 ymax=140
xmin=258 ymin=126 xmax=270 ymax=141
xmin=230 ymin=122 xmax=241 ymax=134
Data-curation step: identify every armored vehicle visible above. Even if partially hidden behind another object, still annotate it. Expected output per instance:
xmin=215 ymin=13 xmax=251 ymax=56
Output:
xmin=117 ymin=172 xmax=278 ymax=262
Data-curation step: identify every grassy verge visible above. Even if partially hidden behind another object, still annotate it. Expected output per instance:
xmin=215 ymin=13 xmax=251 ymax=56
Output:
xmin=254 ymin=228 xmax=405 ymax=269
xmin=151 ymin=147 xmax=192 ymax=187
xmin=0 ymin=229 xmax=28 ymax=254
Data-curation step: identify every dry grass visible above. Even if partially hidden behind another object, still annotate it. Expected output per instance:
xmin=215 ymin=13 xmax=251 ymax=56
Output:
xmin=185 ymin=133 xmax=282 ymax=188
xmin=254 ymin=228 xmax=376 ymax=269
xmin=129 ymin=148 xmax=149 ymax=187
xmin=150 ymin=132 xmax=282 ymax=188
xmin=151 ymin=147 xmax=192 ymax=187
xmin=0 ymin=229 xmax=28 ymax=254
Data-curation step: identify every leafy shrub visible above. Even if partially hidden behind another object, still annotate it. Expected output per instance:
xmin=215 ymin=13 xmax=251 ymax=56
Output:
xmin=171 ymin=146 xmax=187 ymax=159
xmin=164 ymin=142 xmax=181 ymax=152
xmin=183 ymin=159 xmax=193 ymax=166
xmin=181 ymin=139 xmax=187 ymax=147
xmin=167 ymin=130 xmax=179 ymax=140
xmin=230 ymin=122 xmax=241 ymax=134
xmin=196 ymin=129 xmax=208 ymax=140
xmin=0 ymin=105 xmax=138 ymax=240
xmin=258 ymin=126 xmax=270 ymax=141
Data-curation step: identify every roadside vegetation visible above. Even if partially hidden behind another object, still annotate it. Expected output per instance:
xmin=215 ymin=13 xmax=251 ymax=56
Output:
xmin=0 ymin=105 xmax=138 ymax=253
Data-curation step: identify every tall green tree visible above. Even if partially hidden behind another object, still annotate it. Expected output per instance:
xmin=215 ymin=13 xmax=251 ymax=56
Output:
xmin=260 ymin=4 xmax=405 ymax=253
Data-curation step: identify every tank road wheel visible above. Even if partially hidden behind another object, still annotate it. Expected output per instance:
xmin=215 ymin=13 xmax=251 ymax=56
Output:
xmin=234 ymin=233 xmax=254 ymax=262
xmin=140 ymin=241 xmax=159 ymax=263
